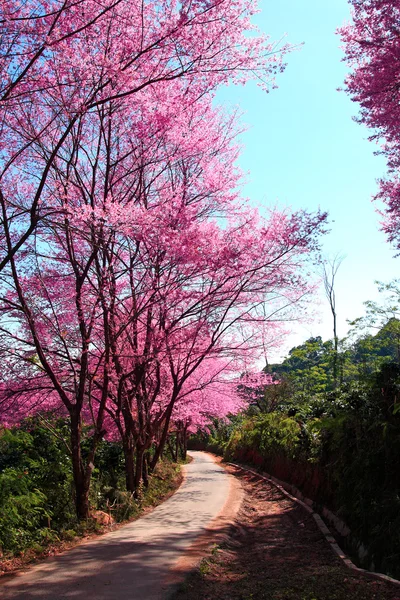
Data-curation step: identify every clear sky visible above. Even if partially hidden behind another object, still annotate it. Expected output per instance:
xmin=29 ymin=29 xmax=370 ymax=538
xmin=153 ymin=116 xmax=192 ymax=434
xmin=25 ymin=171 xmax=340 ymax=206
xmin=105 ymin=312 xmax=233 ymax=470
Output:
xmin=218 ymin=0 xmax=400 ymax=362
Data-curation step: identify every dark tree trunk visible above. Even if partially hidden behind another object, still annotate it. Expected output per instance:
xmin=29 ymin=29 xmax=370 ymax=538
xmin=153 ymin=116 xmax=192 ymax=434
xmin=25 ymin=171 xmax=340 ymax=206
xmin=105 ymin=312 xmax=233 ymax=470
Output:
xmin=150 ymin=403 xmax=174 ymax=472
xmin=70 ymin=409 xmax=91 ymax=519
xmin=123 ymin=434 xmax=136 ymax=493
xmin=167 ymin=437 xmax=177 ymax=462
xmin=177 ymin=427 xmax=188 ymax=461
xmin=333 ymin=312 xmax=338 ymax=388
xmin=182 ymin=427 xmax=188 ymax=461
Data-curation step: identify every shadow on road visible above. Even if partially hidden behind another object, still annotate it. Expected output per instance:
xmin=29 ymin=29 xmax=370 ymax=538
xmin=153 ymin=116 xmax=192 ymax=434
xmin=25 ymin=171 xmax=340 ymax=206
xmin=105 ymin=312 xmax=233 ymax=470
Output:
xmin=1 ymin=452 xmax=232 ymax=600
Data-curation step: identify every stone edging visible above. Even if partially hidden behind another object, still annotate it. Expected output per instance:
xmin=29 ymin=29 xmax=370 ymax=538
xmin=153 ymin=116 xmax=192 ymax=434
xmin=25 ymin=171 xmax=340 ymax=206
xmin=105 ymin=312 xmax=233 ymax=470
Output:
xmin=227 ymin=462 xmax=400 ymax=589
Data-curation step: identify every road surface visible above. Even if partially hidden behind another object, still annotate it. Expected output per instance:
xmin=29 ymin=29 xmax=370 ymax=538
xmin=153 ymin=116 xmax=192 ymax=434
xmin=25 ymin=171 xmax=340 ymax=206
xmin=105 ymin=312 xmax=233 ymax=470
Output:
xmin=0 ymin=451 xmax=234 ymax=600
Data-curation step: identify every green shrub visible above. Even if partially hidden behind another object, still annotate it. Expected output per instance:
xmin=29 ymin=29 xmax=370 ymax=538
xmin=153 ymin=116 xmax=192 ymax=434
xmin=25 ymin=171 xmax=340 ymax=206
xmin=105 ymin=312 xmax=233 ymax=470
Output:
xmin=216 ymin=370 xmax=400 ymax=578
xmin=0 ymin=417 xmax=182 ymax=560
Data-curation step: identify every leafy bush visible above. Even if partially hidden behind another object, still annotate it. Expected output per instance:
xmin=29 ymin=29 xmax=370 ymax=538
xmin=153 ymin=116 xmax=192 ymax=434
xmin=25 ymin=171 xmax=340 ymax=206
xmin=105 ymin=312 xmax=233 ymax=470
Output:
xmin=0 ymin=420 xmax=75 ymax=555
xmin=0 ymin=417 xmax=182 ymax=560
xmin=214 ymin=366 xmax=400 ymax=578
xmin=225 ymin=414 xmax=300 ymax=462
xmin=0 ymin=467 xmax=50 ymax=553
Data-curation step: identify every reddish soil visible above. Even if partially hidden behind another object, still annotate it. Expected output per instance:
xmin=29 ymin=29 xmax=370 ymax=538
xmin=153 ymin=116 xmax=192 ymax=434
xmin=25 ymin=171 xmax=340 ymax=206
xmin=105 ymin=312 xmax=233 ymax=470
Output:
xmin=173 ymin=465 xmax=400 ymax=600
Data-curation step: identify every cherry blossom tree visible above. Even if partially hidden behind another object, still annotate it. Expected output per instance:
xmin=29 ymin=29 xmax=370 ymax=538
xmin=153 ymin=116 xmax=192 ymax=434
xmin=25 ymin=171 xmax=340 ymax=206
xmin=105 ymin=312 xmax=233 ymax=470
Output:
xmin=0 ymin=221 xmax=114 ymax=518
xmin=100 ymin=198 xmax=326 ymax=490
xmin=0 ymin=0 xmax=290 ymax=271
xmin=0 ymin=88 xmax=247 ymax=504
xmin=0 ymin=1 xmax=327 ymax=517
xmin=167 ymin=358 xmax=246 ymax=460
xmin=339 ymin=1 xmax=400 ymax=249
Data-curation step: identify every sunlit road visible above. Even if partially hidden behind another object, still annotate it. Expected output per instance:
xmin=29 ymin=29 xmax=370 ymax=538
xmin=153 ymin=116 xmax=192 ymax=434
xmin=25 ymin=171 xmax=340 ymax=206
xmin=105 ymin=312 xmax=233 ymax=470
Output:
xmin=0 ymin=451 xmax=232 ymax=600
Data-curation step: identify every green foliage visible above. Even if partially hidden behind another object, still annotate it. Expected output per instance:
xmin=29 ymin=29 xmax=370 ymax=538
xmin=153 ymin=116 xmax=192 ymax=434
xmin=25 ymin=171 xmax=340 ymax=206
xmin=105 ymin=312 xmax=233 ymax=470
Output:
xmin=188 ymin=415 xmax=245 ymax=455
xmin=222 ymin=363 xmax=400 ymax=578
xmin=0 ymin=419 xmax=75 ymax=555
xmin=349 ymin=319 xmax=400 ymax=377
xmin=225 ymin=414 xmax=300 ymax=461
xmin=0 ymin=417 xmax=181 ymax=560
xmin=267 ymin=337 xmax=335 ymax=394
xmin=347 ymin=280 xmax=400 ymax=377
xmin=0 ymin=467 xmax=50 ymax=553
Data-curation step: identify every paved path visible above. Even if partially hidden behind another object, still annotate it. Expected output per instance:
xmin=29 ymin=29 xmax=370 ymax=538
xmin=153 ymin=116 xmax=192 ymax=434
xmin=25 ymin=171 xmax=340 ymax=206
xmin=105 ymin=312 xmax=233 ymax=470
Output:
xmin=0 ymin=451 xmax=232 ymax=600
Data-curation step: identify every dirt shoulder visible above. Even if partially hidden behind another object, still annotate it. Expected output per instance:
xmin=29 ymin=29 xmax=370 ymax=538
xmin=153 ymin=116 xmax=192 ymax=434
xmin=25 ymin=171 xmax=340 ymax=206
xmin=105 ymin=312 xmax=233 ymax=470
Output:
xmin=172 ymin=464 xmax=400 ymax=600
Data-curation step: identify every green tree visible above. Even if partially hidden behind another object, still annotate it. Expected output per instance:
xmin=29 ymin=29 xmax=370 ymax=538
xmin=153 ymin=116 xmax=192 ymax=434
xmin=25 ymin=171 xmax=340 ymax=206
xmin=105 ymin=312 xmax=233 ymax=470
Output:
xmin=348 ymin=280 xmax=400 ymax=375
xmin=267 ymin=337 xmax=335 ymax=394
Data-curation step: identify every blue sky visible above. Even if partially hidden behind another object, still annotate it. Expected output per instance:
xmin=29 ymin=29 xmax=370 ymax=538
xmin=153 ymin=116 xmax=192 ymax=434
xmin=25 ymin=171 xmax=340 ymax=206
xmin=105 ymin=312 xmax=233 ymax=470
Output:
xmin=218 ymin=0 xmax=400 ymax=361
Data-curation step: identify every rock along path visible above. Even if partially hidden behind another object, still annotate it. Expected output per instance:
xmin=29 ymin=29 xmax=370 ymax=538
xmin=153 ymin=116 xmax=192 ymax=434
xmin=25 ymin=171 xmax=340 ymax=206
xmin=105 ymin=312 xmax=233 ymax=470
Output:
xmin=0 ymin=451 xmax=235 ymax=600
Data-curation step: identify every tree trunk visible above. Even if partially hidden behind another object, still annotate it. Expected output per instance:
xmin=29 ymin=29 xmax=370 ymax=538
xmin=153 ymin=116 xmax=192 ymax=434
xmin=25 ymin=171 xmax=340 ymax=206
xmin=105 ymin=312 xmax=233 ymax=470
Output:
xmin=122 ymin=434 xmax=136 ymax=493
xmin=167 ymin=437 xmax=177 ymax=462
xmin=150 ymin=403 xmax=174 ymax=472
xmin=70 ymin=409 xmax=91 ymax=520
xmin=333 ymin=312 xmax=338 ymax=388
xmin=182 ymin=427 xmax=188 ymax=461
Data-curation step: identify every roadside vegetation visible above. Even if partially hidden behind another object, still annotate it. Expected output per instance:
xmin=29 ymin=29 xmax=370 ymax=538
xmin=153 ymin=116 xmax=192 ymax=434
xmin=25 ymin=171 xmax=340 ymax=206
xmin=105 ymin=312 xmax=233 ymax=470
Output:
xmin=190 ymin=283 xmax=400 ymax=579
xmin=0 ymin=416 xmax=183 ymax=573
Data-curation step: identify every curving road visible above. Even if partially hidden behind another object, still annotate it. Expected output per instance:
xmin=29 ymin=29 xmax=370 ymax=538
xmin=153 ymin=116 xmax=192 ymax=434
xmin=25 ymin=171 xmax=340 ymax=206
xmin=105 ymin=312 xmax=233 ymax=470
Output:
xmin=0 ymin=451 xmax=234 ymax=600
